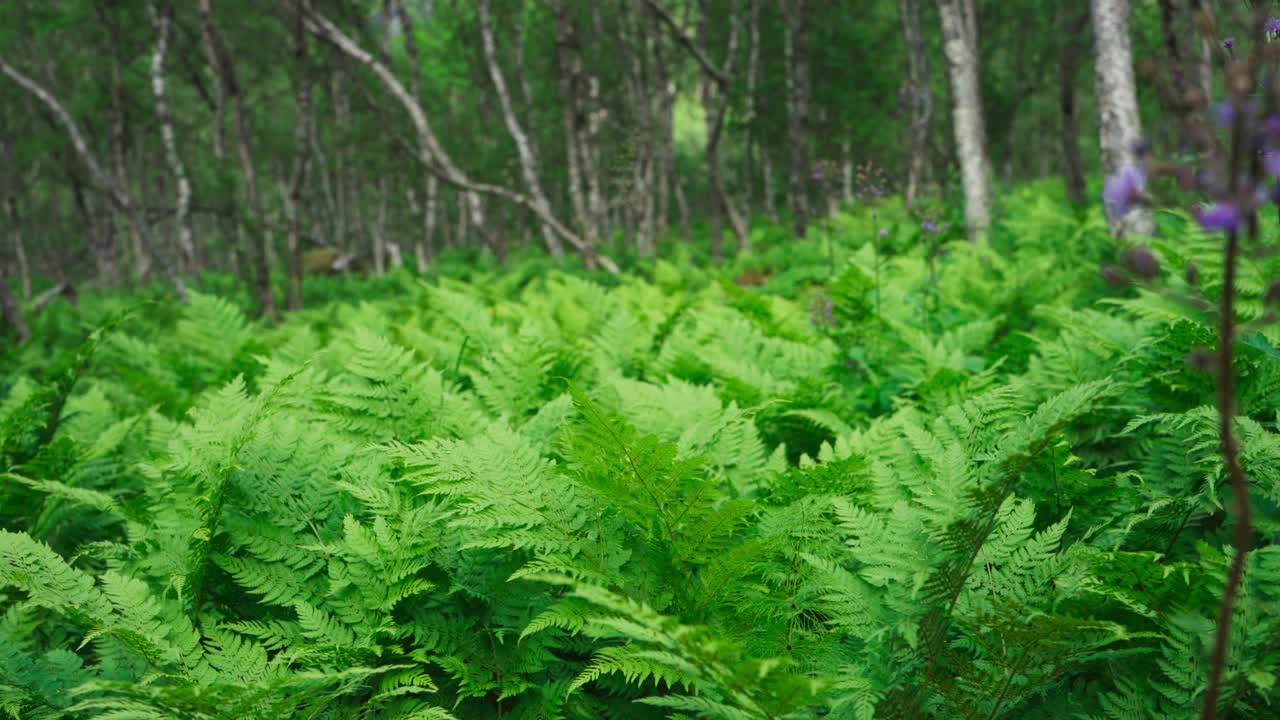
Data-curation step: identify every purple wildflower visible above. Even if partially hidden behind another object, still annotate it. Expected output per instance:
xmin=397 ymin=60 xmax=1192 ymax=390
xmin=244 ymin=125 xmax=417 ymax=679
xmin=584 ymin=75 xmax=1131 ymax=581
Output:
xmin=1102 ymin=165 xmax=1147 ymax=221
xmin=809 ymin=295 xmax=836 ymax=328
xmin=1123 ymin=246 xmax=1160 ymax=280
xmin=1267 ymin=17 xmax=1280 ymax=34
xmin=879 ymin=228 xmax=889 ymax=237
xmin=921 ymin=221 xmax=938 ymax=234
xmin=1195 ymin=203 xmax=1241 ymax=232
xmin=1267 ymin=115 xmax=1280 ymax=137
xmin=1223 ymin=37 xmax=1235 ymax=50
xmin=1216 ymin=101 xmax=1236 ymax=127
xmin=1265 ymin=148 xmax=1280 ymax=178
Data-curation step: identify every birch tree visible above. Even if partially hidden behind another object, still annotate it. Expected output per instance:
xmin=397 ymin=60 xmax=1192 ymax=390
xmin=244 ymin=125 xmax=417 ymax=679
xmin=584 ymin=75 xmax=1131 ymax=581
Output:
xmin=477 ymin=0 xmax=563 ymax=257
xmin=0 ymin=56 xmax=187 ymax=299
xmin=294 ymin=0 xmax=617 ymax=272
xmin=938 ymin=0 xmax=992 ymax=241
xmin=1091 ymin=0 xmax=1155 ymax=236
xmin=148 ymin=1 xmax=196 ymax=274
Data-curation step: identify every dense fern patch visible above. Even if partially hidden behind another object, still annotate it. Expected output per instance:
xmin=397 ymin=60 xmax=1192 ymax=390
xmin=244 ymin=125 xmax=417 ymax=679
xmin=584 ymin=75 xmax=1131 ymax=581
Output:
xmin=2 ymin=190 xmax=1278 ymax=718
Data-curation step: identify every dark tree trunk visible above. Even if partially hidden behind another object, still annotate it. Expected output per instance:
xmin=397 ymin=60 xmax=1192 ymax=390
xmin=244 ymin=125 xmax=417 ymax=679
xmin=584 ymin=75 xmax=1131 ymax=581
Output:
xmin=647 ymin=0 xmax=747 ymax=255
xmin=198 ymin=0 xmax=277 ymax=319
xmin=0 ymin=270 xmax=27 ymax=344
xmin=284 ymin=6 xmax=313 ymax=311
xmin=99 ymin=0 xmax=152 ymax=279
xmin=1059 ymin=6 xmax=1090 ymax=205
xmin=397 ymin=0 xmax=437 ymax=268
xmin=780 ymin=0 xmax=811 ymax=238
xmin=899 ymin=0 xmax=931 ymax=208
xmin=550 ymin=0 xmax=600 ymax=253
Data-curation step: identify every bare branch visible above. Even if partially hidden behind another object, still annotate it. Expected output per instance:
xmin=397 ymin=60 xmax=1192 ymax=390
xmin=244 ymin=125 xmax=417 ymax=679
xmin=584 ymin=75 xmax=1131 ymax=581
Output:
xmin=644 ymin=0 xmax=729 ymax=87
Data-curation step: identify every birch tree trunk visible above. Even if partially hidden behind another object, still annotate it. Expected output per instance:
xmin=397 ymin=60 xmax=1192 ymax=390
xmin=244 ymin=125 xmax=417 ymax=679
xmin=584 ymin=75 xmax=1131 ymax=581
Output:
xmin=899 ymin=0 xmax=931 ymax=208
xmin=149 ymin=1 xmax=197 ymax=274
xmin=374 ymin=176 xmax=389 ymax=275
xmin=744 ymin=0 xmax=761 ymax=216
xmin=1091 ymin=0 xmax=1155 ymax=236
xmin=549 ymin=0 xmax=601 ymax=254
xmin=938 ymin=0 xmax=992 ymax=241
xmin=456 ymin=190 xmax=469 ymax=248
xmin=7 ymin=197 xmax=31 ymax=301
xmin=296 ymin=0 xmax=616 ymax=271
xmin=1198 ymin=35 xmax=1213 ymax=103
xmin=477 ymin=0 xmax=563 ymax=257
xmin=335 ymin=71 xmax=356 ymax=255
xmin=424 ymin=175 xmax=438 ymax=266
xmin=0 ymin=56 xmax=186 ymax=299
xmin=584 ymin=5 xmax=608 ymax=239
xmin=198 ymin=0 xmax=277 ymax=318
xmin=395 ymin=0 xmax=436 ymax=269
xmin=622 ymin=1 xmax=656 ymax=256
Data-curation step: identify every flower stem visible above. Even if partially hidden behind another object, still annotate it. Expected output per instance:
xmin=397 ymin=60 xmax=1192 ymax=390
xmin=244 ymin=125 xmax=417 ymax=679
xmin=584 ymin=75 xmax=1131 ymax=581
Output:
xmin=1201 ymin=227 xmax=1254 ymax=720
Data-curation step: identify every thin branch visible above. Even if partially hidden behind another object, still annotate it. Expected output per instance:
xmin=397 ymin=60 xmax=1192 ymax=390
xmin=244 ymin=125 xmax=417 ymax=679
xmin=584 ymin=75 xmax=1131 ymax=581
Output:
xmin=643 ymin=0 xmax=729 ymax=87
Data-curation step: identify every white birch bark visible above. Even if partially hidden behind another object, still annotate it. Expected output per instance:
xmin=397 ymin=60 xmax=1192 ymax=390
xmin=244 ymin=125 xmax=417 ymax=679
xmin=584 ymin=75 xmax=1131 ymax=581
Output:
xmin=296 ymin=0 xmax=615 ymax=271
xmin=938 ymin=0 xmax=992 ymax=241
xmin=149 ymin=1 xmax=196 ymax=273
xmin=477 ymin=0 xmax=563 ymax=256
xmin=1091 ymin=0 xmax=1155 ymax=236
xmin=0 ymin=55 xmax=187 ymax=299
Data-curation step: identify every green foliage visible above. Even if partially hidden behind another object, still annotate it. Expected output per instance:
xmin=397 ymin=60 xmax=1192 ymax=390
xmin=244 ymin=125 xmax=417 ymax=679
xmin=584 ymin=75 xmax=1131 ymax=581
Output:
xmin=1 ymin=195 xmax=1279 ymax=720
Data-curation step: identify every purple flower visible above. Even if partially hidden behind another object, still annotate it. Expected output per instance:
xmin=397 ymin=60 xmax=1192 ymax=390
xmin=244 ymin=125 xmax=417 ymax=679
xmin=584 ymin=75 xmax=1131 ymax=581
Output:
xmin=1216 ymin=101 xmax=1236 ymax=127
xmin=809 ymin=295 xmax=836 ymax=328
xmin=1223 ymin=37 xmax=1235 ymax=50
xmin=1123 ymin=246 xmax=1160 ymax=279
xmin=921 ymin=221 xmax=938 ymax=234
xmin=879 ymin=228 xmax=889 ymax=237
xmin=1195 ymin=203 xmax=1241 ymax=232
xmin=1265 ymin=148 xmax=1280 ymax=178
xmin=1267 ymin=17 xmax=1280 ymax=34
xmin=1102 ymin=165 xmax=1147 ymax=221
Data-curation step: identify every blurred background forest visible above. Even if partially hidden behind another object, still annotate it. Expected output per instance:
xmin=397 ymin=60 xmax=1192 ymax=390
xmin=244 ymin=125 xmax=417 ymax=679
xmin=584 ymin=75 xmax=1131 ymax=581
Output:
xmin=0 ymin=0 xmax=1244 ymax=323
